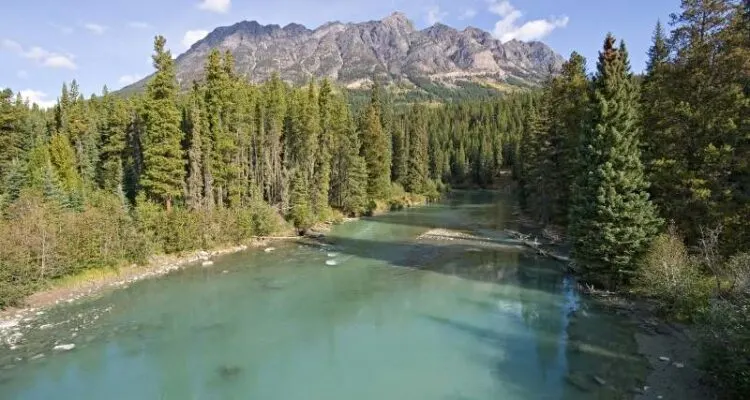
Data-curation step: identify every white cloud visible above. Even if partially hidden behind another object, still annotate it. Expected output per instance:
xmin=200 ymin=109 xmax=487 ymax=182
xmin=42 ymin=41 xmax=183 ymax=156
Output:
xmin=426 ymin=5 xmax=448 ymax=25
xmin=84 ymin=23 xmax=108 ymax=35
xmin=44 ymin=55 xmax=77 ymax=69
xmin=50 ymin=23 xmax=74 ymax=34
xmin=19 ymin=89 xmax=56 ymax=109
xmin=1 ymin=39 xmax=77 ymax=69
xmin=488 ymin=1 xmax=568 ymax=43
xmin=459 ymin=9 xmax=477 ymax=20
xmin=17 ymin=70 xmax=29 ymax=79
xmin=118 ymin=74 xmax=146 ymax=86
xmin=197 ymin=0 xmax=230 ymax=13
xmin=128 ymin=21 xmax=150 ymax=29
xmin=2 ymin=39 xmax=23 ymax=54
xmin=182 ymin=30 xmax=209 ymax=49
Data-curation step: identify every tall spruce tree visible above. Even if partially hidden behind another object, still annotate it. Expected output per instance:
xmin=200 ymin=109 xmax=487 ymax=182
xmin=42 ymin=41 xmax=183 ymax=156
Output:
xmin=184 ymin=83 xmax=206 ymax=210
xmin=313 ymin=79 xmax=333 ymax=217
xmin=141 ymin=36 xmax=185 ymax=211
xmin=569 ymin=34 xmax=660 ymax=288
xmin=405 ymin=105 xmax=429 ymax=194
xmin=546 ymin=52 xmax=589 ymax=223
xmin=361 ymin=82 xmax=391 ymax=199
xmin=98 ymin=87 xmax=128 ymax=196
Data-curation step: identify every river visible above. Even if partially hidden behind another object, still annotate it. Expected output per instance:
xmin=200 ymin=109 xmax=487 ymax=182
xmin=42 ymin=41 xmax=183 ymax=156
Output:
xmin=0 ymin=191 xmax=648 ymax=399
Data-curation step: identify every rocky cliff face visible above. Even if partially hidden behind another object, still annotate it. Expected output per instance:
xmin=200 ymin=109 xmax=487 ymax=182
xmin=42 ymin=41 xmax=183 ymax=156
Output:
xmin=125 ymin=12 xmax=563 ymax=92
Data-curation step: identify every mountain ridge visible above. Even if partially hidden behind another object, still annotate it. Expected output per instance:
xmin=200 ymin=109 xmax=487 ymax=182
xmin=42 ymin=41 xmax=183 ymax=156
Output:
xmin=123 ymin=12 xmax=564 ymax=94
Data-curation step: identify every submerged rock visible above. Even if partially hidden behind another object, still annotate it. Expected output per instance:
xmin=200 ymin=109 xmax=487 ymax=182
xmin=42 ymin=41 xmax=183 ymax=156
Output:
xmin=264 ymin=247 xmax=276 ymax=253
xmin=217 ymin=365 xmax=242 ymax=379
xmin=53 ymin=343 xmax=76 ymax=351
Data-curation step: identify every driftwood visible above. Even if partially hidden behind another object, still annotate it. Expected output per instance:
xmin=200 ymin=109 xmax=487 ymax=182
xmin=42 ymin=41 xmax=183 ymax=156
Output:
xmin=504 ymin=229 xmax=574 ymax=269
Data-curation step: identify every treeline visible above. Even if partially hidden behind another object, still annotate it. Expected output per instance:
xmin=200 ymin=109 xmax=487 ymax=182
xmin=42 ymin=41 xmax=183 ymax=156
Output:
xmin=516 ymin=1 xmax=749 ymax=397
xmin=0 ymin=33 xmax=539 ymax=307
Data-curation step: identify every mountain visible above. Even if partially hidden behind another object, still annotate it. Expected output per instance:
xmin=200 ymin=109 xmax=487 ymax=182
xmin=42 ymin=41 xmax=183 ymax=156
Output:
xmin=123 ymin=12 xmax=564 ymax=94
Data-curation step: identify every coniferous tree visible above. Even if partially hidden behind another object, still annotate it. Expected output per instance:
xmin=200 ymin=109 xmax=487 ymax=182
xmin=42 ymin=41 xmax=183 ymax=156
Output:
xmin=184 ymin=83 xmax=206 ymax=209
xmin=405 ymin=105 xmax=429 ymax=194
xmin=141 ymin=36 xmax=185 ymax=211
xmin=361 ymin=82 xmax=391 ymax=199
xmin=98 ymin=87 xmax=128 ymax=196
xmin=546 ymin=52 xmax=589 ymax=223
xmin=569 ymin=35 xmax=661 ymax=288
xmin=313 ymin=79 xmax=333 ymax=217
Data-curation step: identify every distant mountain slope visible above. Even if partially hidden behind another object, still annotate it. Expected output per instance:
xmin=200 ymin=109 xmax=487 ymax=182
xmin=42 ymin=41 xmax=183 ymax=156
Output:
xmin=123 ymin=12 xmax=563 ymax=94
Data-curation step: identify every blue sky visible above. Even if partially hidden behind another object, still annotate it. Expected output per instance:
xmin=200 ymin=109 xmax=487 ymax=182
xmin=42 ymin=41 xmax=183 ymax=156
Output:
xmin=1 ymin=0 xmax=680 ymax=107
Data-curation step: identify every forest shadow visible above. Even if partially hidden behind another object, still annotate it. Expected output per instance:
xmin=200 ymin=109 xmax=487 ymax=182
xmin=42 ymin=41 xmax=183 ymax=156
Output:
xmin=422 ymin=311 xmax=646 ymax=399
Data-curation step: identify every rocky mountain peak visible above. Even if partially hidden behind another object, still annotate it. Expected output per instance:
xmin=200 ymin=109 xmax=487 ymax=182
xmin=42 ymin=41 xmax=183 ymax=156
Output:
xmin=124 ymin=13 xmax=564 ymax=94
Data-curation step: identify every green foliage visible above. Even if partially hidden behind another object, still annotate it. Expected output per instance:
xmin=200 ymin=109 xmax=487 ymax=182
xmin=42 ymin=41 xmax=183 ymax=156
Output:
xmin=288 ymin=168 xmax=314 ymax=230
xmin=699 ymin=296 xmax=750 ymax=399
xmin=569 ymin=35 xmax=661 ymax=289
xmin=361 ymin=82 xmax=392 ymax=200
xmin=142 ymin=36 xmax=185 ymax=210
xmin=635 ymin=228 xmax=711 ymax=319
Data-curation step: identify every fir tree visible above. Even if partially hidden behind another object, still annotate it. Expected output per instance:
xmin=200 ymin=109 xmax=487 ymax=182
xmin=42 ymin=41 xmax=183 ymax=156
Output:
xmin=313 ymin=79 xmax=333 ymax=217
xmin=98 ymin=88 xmax=128 ymax=196
xmin=141 ymin=35 xmax=185 ymax=211
xmin=185 ymin=83 xmax=206 ymax=209
xmin=405 ymin=105 xmax=429 ymax=194
xmin=361 ymin=82 xmax=391 ymax=199
xmin=569 ymin=34 xmax=661 ymax=288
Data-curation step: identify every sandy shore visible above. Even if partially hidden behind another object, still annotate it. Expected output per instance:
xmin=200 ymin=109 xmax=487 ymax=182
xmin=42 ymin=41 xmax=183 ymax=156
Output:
xmin=0 ymin=237 xmax=291 ymax=336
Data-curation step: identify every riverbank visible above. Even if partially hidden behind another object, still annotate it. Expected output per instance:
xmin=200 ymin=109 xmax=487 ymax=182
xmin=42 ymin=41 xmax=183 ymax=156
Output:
xmin=504 ymin=209 xmax=715 ymax=400
xmin=0 ymin=237 xmax=292 ymax=337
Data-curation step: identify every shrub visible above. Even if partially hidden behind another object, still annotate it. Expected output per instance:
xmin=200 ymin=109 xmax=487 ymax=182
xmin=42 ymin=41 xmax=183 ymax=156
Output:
xmin=699 ymin=296 xmax=750 ymax=399
xmin=635 ymin=228 xmax=711 ymax=319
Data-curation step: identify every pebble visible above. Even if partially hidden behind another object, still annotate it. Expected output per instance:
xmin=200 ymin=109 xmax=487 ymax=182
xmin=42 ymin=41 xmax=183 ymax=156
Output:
xmin=53 ymin=343 xmax=76 ymax=351
xmin=593 ymin=376 xmax=606 ymax=386
xmin=201 ymin=260 xmax=214 ymax=267
xmin=674 ymin=362 xmax=684 ymax=368
xmin=326 ymin=252 xmax=338 ymax=258
xmin=264 ymin=247 xmax=276 ymax=253
xmin=30 ymin=353 xmax=45 ymax=360
xmin=658 ymin=356 xmax=670 ymax=362
xmin=325 ymin=260 xmax=338 ymax=266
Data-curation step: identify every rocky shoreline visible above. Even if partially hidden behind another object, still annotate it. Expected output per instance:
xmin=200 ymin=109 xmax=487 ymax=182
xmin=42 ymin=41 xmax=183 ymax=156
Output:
xmin=0 ymin=238 xmax=290 ymax=346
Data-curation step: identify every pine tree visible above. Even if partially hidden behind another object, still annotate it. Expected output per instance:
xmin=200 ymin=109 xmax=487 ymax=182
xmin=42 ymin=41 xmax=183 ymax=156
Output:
xmin=98 ymin=87 xmax=129 ymax=196
xmin=185 ymin=83 xmax=206 ymax=209
xmin=288 ymin=168 xmax=313 ymax=231
xmin=569 ymin=35 xmax=661 ymax=288
xmin=405 ymin=105 xmax=429 ymax=194
xmin=0 ymin=89 xmax=27 ymax=189
xmin=361 ymin=82 xmax=391 ymax=199
xmin=523 ymin=93 xmax=554 ymax=223
xmin=547 ymin=52 xmax=589 ymax=223
xmin=141 ymin=36 xmax=185 ymax=211
xmin=313 ymin=79 xmax=333 ymax=217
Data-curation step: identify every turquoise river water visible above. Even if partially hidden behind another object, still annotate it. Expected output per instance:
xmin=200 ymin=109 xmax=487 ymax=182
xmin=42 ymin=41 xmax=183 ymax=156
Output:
xmin=0 ymin=191 xmax=648 ymax=399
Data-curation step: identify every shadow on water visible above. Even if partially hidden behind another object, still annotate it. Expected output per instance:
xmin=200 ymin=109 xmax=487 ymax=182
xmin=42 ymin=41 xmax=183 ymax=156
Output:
xmin=304 ymin=217 xmax=648 ymax=398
